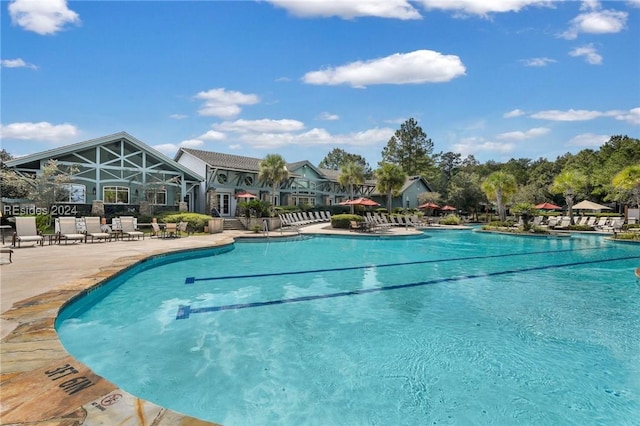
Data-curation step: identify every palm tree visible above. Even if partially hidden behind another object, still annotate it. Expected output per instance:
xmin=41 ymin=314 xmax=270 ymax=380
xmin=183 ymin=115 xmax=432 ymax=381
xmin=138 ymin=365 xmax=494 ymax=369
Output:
xmin=375 ymin=163 xmax=406 ymax=213
xmin=550 ymin=170 xmax=587 ymax=224
xmin=338 ymin=161 xmax=365 ymax=214
xmin=258 ymin=154 xmax=289 ymax=213
xmin=481 ymin=171 xmax=517 ymax=222
xmin=612 ymin=165 xmax=640 ymax=208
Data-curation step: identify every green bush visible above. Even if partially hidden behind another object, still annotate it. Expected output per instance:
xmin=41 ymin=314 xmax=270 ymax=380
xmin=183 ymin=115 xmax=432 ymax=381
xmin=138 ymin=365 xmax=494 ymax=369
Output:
xmin=568 ymin=225 xmax=594 ymax=231
xmin=439 ymin=214 xmax=462 ymax=225
xmin=330 ymin=214 xmax=363 ymax=229
xmin=161 ymin=212 xmax=213 ymax=232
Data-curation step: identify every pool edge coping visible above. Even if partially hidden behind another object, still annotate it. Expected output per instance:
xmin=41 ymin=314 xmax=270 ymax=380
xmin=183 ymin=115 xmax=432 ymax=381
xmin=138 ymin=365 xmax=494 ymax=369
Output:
xmin=0 ymin=237 xmax=236 ymax=426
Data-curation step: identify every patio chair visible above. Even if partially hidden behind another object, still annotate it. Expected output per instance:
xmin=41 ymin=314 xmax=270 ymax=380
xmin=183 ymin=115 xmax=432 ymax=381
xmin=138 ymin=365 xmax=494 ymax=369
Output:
xmin=57 ymin=216 xmax=85 ymax=244
xmin=177 ymin=221 xmax=189 ymax=236
xmin=164 ymin=222 xmax=178 ymax=238
xmin=150 ymin=222 xmax=164 ymax=238
xmin=12 ymin=216 xmax=44 ymax=247
xmin=83 ymin=217 xmax=111 ymax=243
xmin=119 ymin=216 xmax=145 ymax=240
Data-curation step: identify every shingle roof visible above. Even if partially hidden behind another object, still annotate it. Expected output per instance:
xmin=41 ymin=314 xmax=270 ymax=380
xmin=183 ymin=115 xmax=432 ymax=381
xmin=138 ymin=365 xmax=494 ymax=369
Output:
xmin=179 ymin=148 xmax=262 ymax=171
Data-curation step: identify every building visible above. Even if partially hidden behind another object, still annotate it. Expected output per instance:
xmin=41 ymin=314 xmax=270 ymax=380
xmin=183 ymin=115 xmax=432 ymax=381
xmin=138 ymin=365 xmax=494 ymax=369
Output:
xmin=3 ymin=132 xmax=433 ymax=218
xmin=174 ymin=148 xmax=384 ymax=217
xmin=3 ymin=132 xmax=203 ymax=217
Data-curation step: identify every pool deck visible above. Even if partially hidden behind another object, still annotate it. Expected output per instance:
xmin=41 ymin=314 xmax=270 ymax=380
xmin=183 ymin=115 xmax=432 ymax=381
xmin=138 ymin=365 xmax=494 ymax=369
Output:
xmin=0 ymin=223 xmax=426 ymax=425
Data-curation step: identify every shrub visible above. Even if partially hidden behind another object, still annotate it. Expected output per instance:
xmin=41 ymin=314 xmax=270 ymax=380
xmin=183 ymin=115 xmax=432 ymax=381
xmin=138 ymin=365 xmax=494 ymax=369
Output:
xmin=568 ymin=225 xmax=594 ymax=231
xmin=161 ymin=212 xmax=213 ymax=232
xmin=439 ymin=214 xmax=462 ymax=225
xmin=330 ymin=214 xmax=363 ymax=229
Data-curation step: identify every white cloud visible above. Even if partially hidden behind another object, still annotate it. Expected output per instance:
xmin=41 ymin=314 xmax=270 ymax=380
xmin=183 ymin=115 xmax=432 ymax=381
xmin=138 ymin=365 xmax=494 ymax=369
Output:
xmin=317 ymin=112 xmax=340 ymax=121
xmin=303 ymin=49 xmax=466 ymax=88
xmin=417 ymin=0 xmax=554 ymax=17
xmin=230 ymin=124 xmax=395 ymax=150
xmin=153 ymin=139 xmax=205 ymax=156
xmin=169 ymin=114 xmax=188 ymax=120
xmin=266 ymin=0 xmax=421 ymax=20
xmin=567 ymin=133 xmax=610 ymax=147
xmin=611 ymin=107 xmax=640 ymax=125
xmin=1 ymin=58 xmax=37 ymax=69
xmin=213 ymin=118 xmax=305 ymax=133
xmin=198 ymin=130 xmax=226 ymax=140
xmin=504 ymin=109 xmax=525 ymax=118
xmin=569 ymin=44 xmax=603 ymax=64
xmin=531 ymin=109 xmax=603 ymax=121
xmin=559 ymin=2 xmax=627 ymax=39
xmin=0 ymin=121 xmax=78 ymax=142
xmin=452 ymin=137 xmax=514 ymax=156
xmin=194 ymin=88 xmax=260 ymax=118
xmin=521 ymin=57 xmax=556 ymax=67
xmin=496 ymin=127 xmax=550 ymax=140
xmin=8 ymin=0 xmax=80 ymax=35
xmin=531 ymin=107 xmax=639 ymax=123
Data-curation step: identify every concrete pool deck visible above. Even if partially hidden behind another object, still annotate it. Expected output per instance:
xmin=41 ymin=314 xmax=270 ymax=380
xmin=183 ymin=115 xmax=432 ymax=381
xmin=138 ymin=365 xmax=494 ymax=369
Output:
xmin=0 ymin=223 xmax=425 ymax=425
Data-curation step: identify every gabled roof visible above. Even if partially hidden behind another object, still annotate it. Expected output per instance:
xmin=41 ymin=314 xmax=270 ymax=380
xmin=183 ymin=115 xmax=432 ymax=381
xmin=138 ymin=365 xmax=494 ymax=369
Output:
xmin=178 ymin=149 xmax=348 ymax=183
xmin=177 ymin=148 xmax=262 ymax=172
xmin=5 ymin=131 xmax=204 ymax=181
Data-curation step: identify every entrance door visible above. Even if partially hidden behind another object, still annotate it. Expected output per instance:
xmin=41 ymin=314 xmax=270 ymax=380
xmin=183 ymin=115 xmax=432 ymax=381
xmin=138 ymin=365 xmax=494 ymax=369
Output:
xmin=217 ymin=193 xmax=231 ymax=217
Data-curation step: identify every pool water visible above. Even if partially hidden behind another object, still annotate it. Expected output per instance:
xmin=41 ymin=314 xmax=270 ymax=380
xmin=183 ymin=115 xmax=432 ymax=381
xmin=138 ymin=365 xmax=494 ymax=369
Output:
xmin=56 ymin=231 xmax=640 ymax=425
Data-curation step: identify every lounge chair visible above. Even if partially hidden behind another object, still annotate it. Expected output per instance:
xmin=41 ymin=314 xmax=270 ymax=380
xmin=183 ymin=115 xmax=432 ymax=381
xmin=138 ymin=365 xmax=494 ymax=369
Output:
xmin=594 ymin=217 xmax=609 ymax=230
xmin=119 ymin=216 xmax=145 ymax=240
xmin=57 ymin=216 xmax=85 ymax=244
xmin=84 ymin=217 xmax=111 ymax=243
xmin=586 ymin=216 xmax=597 ymax=227
xmin=12 ymin=216 xmax=44 ymax=247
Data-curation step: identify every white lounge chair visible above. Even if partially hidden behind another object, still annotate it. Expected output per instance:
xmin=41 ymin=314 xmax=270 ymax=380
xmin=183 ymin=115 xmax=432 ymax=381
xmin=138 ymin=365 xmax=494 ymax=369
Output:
xmin=12 ymin=216 xmax=44 ymax=247
xmin=84 ymin=217 xmax=111 ymax=243
xmin=57 ymin=216 xmax=85 ymax=244
xmin=119 ymin=216 xmax=145 ymax=240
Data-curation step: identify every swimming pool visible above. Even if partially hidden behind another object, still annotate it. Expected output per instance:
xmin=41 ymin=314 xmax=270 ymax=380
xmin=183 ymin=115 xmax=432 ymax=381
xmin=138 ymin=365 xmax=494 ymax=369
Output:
xmin=56 ymin=231 xmax=640 ymax=425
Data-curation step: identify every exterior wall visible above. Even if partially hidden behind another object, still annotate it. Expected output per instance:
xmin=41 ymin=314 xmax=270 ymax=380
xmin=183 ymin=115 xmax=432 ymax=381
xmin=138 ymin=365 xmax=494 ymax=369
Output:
xmin=4 ymin=135 xmax=202 ymax=218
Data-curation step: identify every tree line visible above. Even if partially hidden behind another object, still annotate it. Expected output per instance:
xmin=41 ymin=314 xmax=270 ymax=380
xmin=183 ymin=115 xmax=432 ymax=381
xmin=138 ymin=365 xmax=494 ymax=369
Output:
xmin=318 ymin=118 xmax=640 ymax=217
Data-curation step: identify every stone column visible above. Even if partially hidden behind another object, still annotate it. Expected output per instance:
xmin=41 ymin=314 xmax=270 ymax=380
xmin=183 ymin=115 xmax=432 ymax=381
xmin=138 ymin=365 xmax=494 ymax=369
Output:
xmin=91 ymin=200 xmax=105 ymax=217
xmin=178 ymin=201 xmax=188 ymax=212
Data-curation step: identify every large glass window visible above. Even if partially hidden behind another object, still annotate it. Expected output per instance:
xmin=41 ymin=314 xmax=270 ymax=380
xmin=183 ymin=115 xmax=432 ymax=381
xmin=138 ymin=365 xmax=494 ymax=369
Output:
xmin=144 ymin=189 xmax=167 ymax=205
xmin=56 ymin=184 xmax=86 ymax=203
xmin=103 ymin=186 xmax=130 ymax=204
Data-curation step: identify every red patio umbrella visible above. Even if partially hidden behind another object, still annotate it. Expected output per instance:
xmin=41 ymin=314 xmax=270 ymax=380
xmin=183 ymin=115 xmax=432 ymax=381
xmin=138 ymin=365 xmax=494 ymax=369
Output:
xmin=534 ymin=202 xmax=561 ymax=210
xmin=235 ymin=191 xmax=257 ymax=199
xmin=418 ymin=202 xmax=440 ymax=209
xmin=441 ymin=205 xmax=457 ymax=211
xmin=343 ymin=197 xmax=380 ymax=207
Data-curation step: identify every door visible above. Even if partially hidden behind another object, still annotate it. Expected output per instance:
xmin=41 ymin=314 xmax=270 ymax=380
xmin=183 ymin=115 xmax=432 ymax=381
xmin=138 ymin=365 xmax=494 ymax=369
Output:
xmin=217 ymin=193 xmax=231 ymax=217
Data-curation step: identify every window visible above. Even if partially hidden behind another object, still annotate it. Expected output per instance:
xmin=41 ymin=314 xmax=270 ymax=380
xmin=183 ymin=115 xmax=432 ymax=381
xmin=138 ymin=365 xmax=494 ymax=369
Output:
xmin=144 ymin=189 xmax=167 ymax=205
xmin=103 ymin=186 xmax=130 ymax=204
xmin=243 ymin=176 xmax=253 ymax=186
xmin=217 ymin=174 xmax=227 ymax=184
xmin=56 ymin=184 xmax=86 ymax=203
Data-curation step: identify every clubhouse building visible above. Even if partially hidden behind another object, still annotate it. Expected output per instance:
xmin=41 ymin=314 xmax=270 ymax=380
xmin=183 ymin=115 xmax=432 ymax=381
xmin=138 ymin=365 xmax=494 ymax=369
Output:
xmin=3 ymin=132 xmax=432 ymax=218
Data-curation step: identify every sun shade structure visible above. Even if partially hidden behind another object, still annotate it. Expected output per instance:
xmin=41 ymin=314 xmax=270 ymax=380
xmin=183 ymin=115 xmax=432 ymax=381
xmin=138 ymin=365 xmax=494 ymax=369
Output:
xmin=418 ymin=202 xmax=440 ymax=209
xmin=535 ymin=202 xmax=562 ymax=210
xmin=340 ymin=197 xmax=380 ymax=207
xmin=441 ymin=205 xmax=457 ymax=211
xmin=572 ymin=200 xmax=612 ymax=210
xmin=235 ymin=191 xmax=257 ymax=199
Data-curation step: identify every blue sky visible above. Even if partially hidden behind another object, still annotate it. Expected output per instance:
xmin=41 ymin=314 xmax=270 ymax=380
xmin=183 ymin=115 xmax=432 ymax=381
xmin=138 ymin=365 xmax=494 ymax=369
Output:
xmin=1 ymin=0 xmax=639 ymax=167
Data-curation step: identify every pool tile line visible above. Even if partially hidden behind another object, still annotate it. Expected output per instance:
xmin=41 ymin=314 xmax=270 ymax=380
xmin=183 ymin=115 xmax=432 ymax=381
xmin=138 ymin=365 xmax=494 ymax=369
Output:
xmin=183 ymin=245 xmax=615 ymax=284
xmin=175 ymin=254 xmax=638 ymax=319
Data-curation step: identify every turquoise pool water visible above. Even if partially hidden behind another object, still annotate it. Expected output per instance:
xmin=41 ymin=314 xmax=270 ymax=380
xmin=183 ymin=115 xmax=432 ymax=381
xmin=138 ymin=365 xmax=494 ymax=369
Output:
xmin=56 ymin=231 xmax=640 ymax=425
